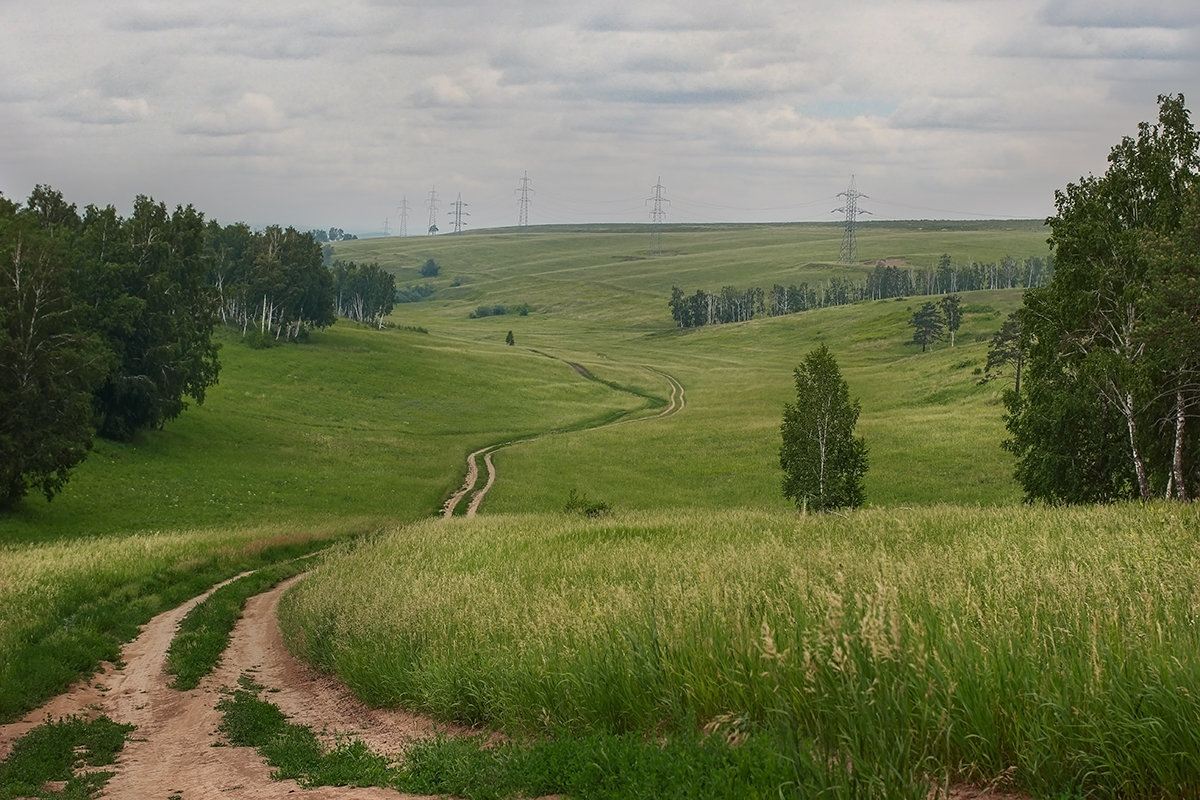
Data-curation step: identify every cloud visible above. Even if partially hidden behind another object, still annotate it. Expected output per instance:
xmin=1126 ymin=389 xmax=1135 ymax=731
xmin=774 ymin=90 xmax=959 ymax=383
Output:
xmin=54 ymin=93 xmax=152 ymax=126
xmin=1040 ymin=0 xmax=1200 ymax=29
xmin=995 ymin=25 xmax=1198 ymax=60
xmin=181 ymin=93 xmax=288 ymax=137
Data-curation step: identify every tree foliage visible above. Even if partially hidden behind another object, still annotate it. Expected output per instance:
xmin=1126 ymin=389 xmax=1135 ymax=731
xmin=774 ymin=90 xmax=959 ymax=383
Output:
xmin=1006 ymin=93 xmax=1200 ymax=502
xmin=0 ymin=197 xmax=105 ymax=505
xmin=205 ymin=224 xmax=335 ymax=343
xmin=939 ymin=294 xmax=963 ymax=346
xmin=332 ymin=260 xmax=395 ymax=328
xmin=981 ymin=311 xmax=1025 ymax=395
xmin=780 ymin=345 xmax=868 ymax=512
xmin=909 ymin=302 xmax=944 ymax=352
xmin=72 ymin=196 xmax=221 ymax=439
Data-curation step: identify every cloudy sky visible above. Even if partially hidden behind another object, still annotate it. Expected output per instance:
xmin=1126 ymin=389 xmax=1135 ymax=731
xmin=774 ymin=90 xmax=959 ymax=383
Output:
xmin=2 ymin=1 xmax=1198 ymax=235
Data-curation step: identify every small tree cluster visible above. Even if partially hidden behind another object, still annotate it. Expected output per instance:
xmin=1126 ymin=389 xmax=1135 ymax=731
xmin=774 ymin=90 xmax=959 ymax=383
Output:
xmin=331 ymin=260 xmax=395 ymax=329
xmin=908 ymin=294 xmax=962 ymax=352
xmin=469 ymin=303 xmax=531 ymax=319
xmin=206 ymin=223 xmax=336 ymax=343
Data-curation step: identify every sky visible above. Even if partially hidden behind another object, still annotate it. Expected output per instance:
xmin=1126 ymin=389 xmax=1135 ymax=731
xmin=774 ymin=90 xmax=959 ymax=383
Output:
xmin=2 ymin=0 xmax=1198 ymax=236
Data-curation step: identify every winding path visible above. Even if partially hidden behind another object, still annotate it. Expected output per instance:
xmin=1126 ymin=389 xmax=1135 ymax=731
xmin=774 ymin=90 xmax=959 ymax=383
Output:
xmin=0 ymin=577 xmax=466 ymax=799
xmin=441 ymin=363 xmax=686 ymax=518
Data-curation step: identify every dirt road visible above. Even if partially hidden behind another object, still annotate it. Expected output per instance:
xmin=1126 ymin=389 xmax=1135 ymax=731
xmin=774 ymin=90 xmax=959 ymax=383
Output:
xmin=0 ymin=577 xmax=465 ymax=798
xmin=442 ymin=364 xmax=685 ymax=517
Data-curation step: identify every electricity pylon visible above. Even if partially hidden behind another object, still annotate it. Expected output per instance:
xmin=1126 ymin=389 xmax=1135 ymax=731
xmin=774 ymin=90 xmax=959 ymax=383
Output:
xmin=515 ymin=171 xmax=533 ymax=228
xmin=398 ymin=196 xmax=410 ymax=237
xmin=426 ymin=187 xmax=439 ymax=235
xmin=833 ymin=175 xmax=871 ymax=263
xmin=646 ymin=176 xmax=669 ymax=256
xmin=448 ymin=193 xmax=469 ymax=234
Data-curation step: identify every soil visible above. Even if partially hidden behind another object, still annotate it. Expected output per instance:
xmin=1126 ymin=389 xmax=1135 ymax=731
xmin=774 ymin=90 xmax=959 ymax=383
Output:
xmin=0 ymin=576 xmax=468 ymax=799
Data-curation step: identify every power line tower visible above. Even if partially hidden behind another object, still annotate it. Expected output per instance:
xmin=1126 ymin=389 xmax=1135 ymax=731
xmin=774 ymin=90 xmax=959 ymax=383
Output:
xmin=425 ymin=187 xmax=440 ymax=235
xmin=448 ymin=193 xmax=469 ymax=234
xmin=383 ymin=217 xmax=391 ymax=236
xmin=646 ymin=176 xmax=669 ymax=255
xmin=515 ymin=171 xmax=533 ymax=228
xmin=833 ymin=174 xmax=871 ymax=263
xmin=398 ymin=196 xmax=410 ymax=237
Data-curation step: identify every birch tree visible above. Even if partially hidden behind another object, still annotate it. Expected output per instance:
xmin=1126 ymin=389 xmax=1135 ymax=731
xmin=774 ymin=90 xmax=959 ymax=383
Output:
xmin=779 ymin=344 xmax=868 ymax=512
xmin=1006 ymin=93 xmax=1200 ymax=502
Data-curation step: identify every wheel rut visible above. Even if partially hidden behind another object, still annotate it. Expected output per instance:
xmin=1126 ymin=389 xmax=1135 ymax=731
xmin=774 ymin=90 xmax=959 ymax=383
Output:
xmin=0 ymin=577 xmax=463 ymax=798
xmin=441 ymin=362 xmax=685 ymax=518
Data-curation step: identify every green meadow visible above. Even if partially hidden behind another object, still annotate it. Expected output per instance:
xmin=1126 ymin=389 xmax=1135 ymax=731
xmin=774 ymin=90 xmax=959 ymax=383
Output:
xmin=10 ymin=220 xmax=1198 ymax=796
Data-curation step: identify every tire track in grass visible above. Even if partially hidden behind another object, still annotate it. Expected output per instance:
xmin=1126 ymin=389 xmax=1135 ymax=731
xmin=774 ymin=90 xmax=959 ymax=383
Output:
xmin=441 ymin=361 xmax=685 ymax=518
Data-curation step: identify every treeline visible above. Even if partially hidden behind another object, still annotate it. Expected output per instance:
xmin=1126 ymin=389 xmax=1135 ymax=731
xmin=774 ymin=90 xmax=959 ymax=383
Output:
xmin=0 ymin=185 xmax=395 ymax=508
xmin=206 ymin=223 xmax=335 ymax=342
xmin=1 ymin=186 xmax=224 ymax=505
xmin=668 ymin=254 xmax=1052 ymax=328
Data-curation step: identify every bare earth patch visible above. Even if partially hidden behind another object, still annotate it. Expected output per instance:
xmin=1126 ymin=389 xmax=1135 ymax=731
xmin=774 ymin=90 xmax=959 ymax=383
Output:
xmin=0 ymin=576 xmax=460 ymax=798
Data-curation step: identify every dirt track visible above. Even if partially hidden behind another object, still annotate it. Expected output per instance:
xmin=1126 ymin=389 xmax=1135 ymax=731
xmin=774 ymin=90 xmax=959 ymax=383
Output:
xmin=442 ymin=365 xmax=685 ymax=517
xmin=0 ymin=577 xmax=465 ymax=798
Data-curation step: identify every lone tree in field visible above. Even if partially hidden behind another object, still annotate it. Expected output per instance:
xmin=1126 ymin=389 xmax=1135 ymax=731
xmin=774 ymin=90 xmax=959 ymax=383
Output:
xmin=780 ymin=344 xmax=868 ymax=512
xmin=909 ymin=301 xmax=944 ymax=352
xmin=939 ymin=293 xmax=963 ymax=346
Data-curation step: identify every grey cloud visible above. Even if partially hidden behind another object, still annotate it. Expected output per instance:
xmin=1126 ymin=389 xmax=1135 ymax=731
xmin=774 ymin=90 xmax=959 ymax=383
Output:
xmin=889 ymin=97 xmax=1012 ymax=131
xmin=994 ymin=25 xmax=1198 ymax=61
xmin=178 ymin=93 xmax=290 ymax=137
xmin=53 ymin=94 xmax=153 ymax=126
xmin=107 ymin=5 xmax=213 ymax=32
xmin=1040 ymin=0 xmax=1200 ymax=29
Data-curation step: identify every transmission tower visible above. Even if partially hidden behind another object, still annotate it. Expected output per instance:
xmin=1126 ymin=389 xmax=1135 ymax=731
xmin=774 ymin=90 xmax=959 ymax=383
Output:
xmin=515 ymin=171 xmax=533 ymax=228
xmin=646 ymin=176 xmax=669 ymax=256
xmin=383 ymin=217 xmax=391 ymax=236
xmin=448 ymin=193 xmax=469 ymax=234
xmin=833 ymin=174 xmax=871 ymax=263
xmin=425 ymin=187 xmax=440 ymax=235
xmin=398 ymin=196 xmax=410 ymax=237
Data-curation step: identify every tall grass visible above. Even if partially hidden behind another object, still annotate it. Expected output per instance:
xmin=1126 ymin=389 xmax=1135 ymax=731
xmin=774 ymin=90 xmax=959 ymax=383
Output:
xmin=281 ymin=504 xmax=1200 ymax=797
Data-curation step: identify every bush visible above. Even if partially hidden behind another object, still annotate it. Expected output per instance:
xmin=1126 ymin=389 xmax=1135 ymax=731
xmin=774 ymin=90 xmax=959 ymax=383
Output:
xmin=419 ymin=259 xmax=440 ymax=278
xmin=396 ymin=283 xmax=436 ymax=303
xmin=564 ymin=489 xmax=611 ymax=517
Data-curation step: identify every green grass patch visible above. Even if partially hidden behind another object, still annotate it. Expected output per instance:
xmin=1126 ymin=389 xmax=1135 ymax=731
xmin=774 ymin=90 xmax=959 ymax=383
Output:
xmin=217 ymin=675 xmax=396 ymax=788
xmin=166 ymin=558 xmax=314 ymax=690
xmin=282 ymin=503 xmax=1200 ymax=798
xmin=218 ymin=674 xmax=872 ymax=799
xmin=0 ymin=715 xmax=134 ymax=799
xmin=0 ymin=527 xmax=337 ymax=723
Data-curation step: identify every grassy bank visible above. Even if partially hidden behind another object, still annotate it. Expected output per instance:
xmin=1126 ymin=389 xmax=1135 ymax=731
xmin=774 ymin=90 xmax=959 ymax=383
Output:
xmin=0 ymin=523 xmax=340 ymax=722
xmin=281 ymin=503 xmax=1200 ymax=797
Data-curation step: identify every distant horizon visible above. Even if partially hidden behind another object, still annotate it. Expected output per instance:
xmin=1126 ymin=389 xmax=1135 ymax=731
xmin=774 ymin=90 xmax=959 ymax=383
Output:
xmin=5 ymin=1 xmax=1195 ymax=235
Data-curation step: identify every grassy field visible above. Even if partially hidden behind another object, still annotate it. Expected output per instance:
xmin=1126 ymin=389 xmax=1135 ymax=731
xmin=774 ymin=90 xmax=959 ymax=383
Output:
xmin=282 ymin=504 xmax=1200 ymax=798
xmin=21 ymin=220 xmax=1191 ymax=797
